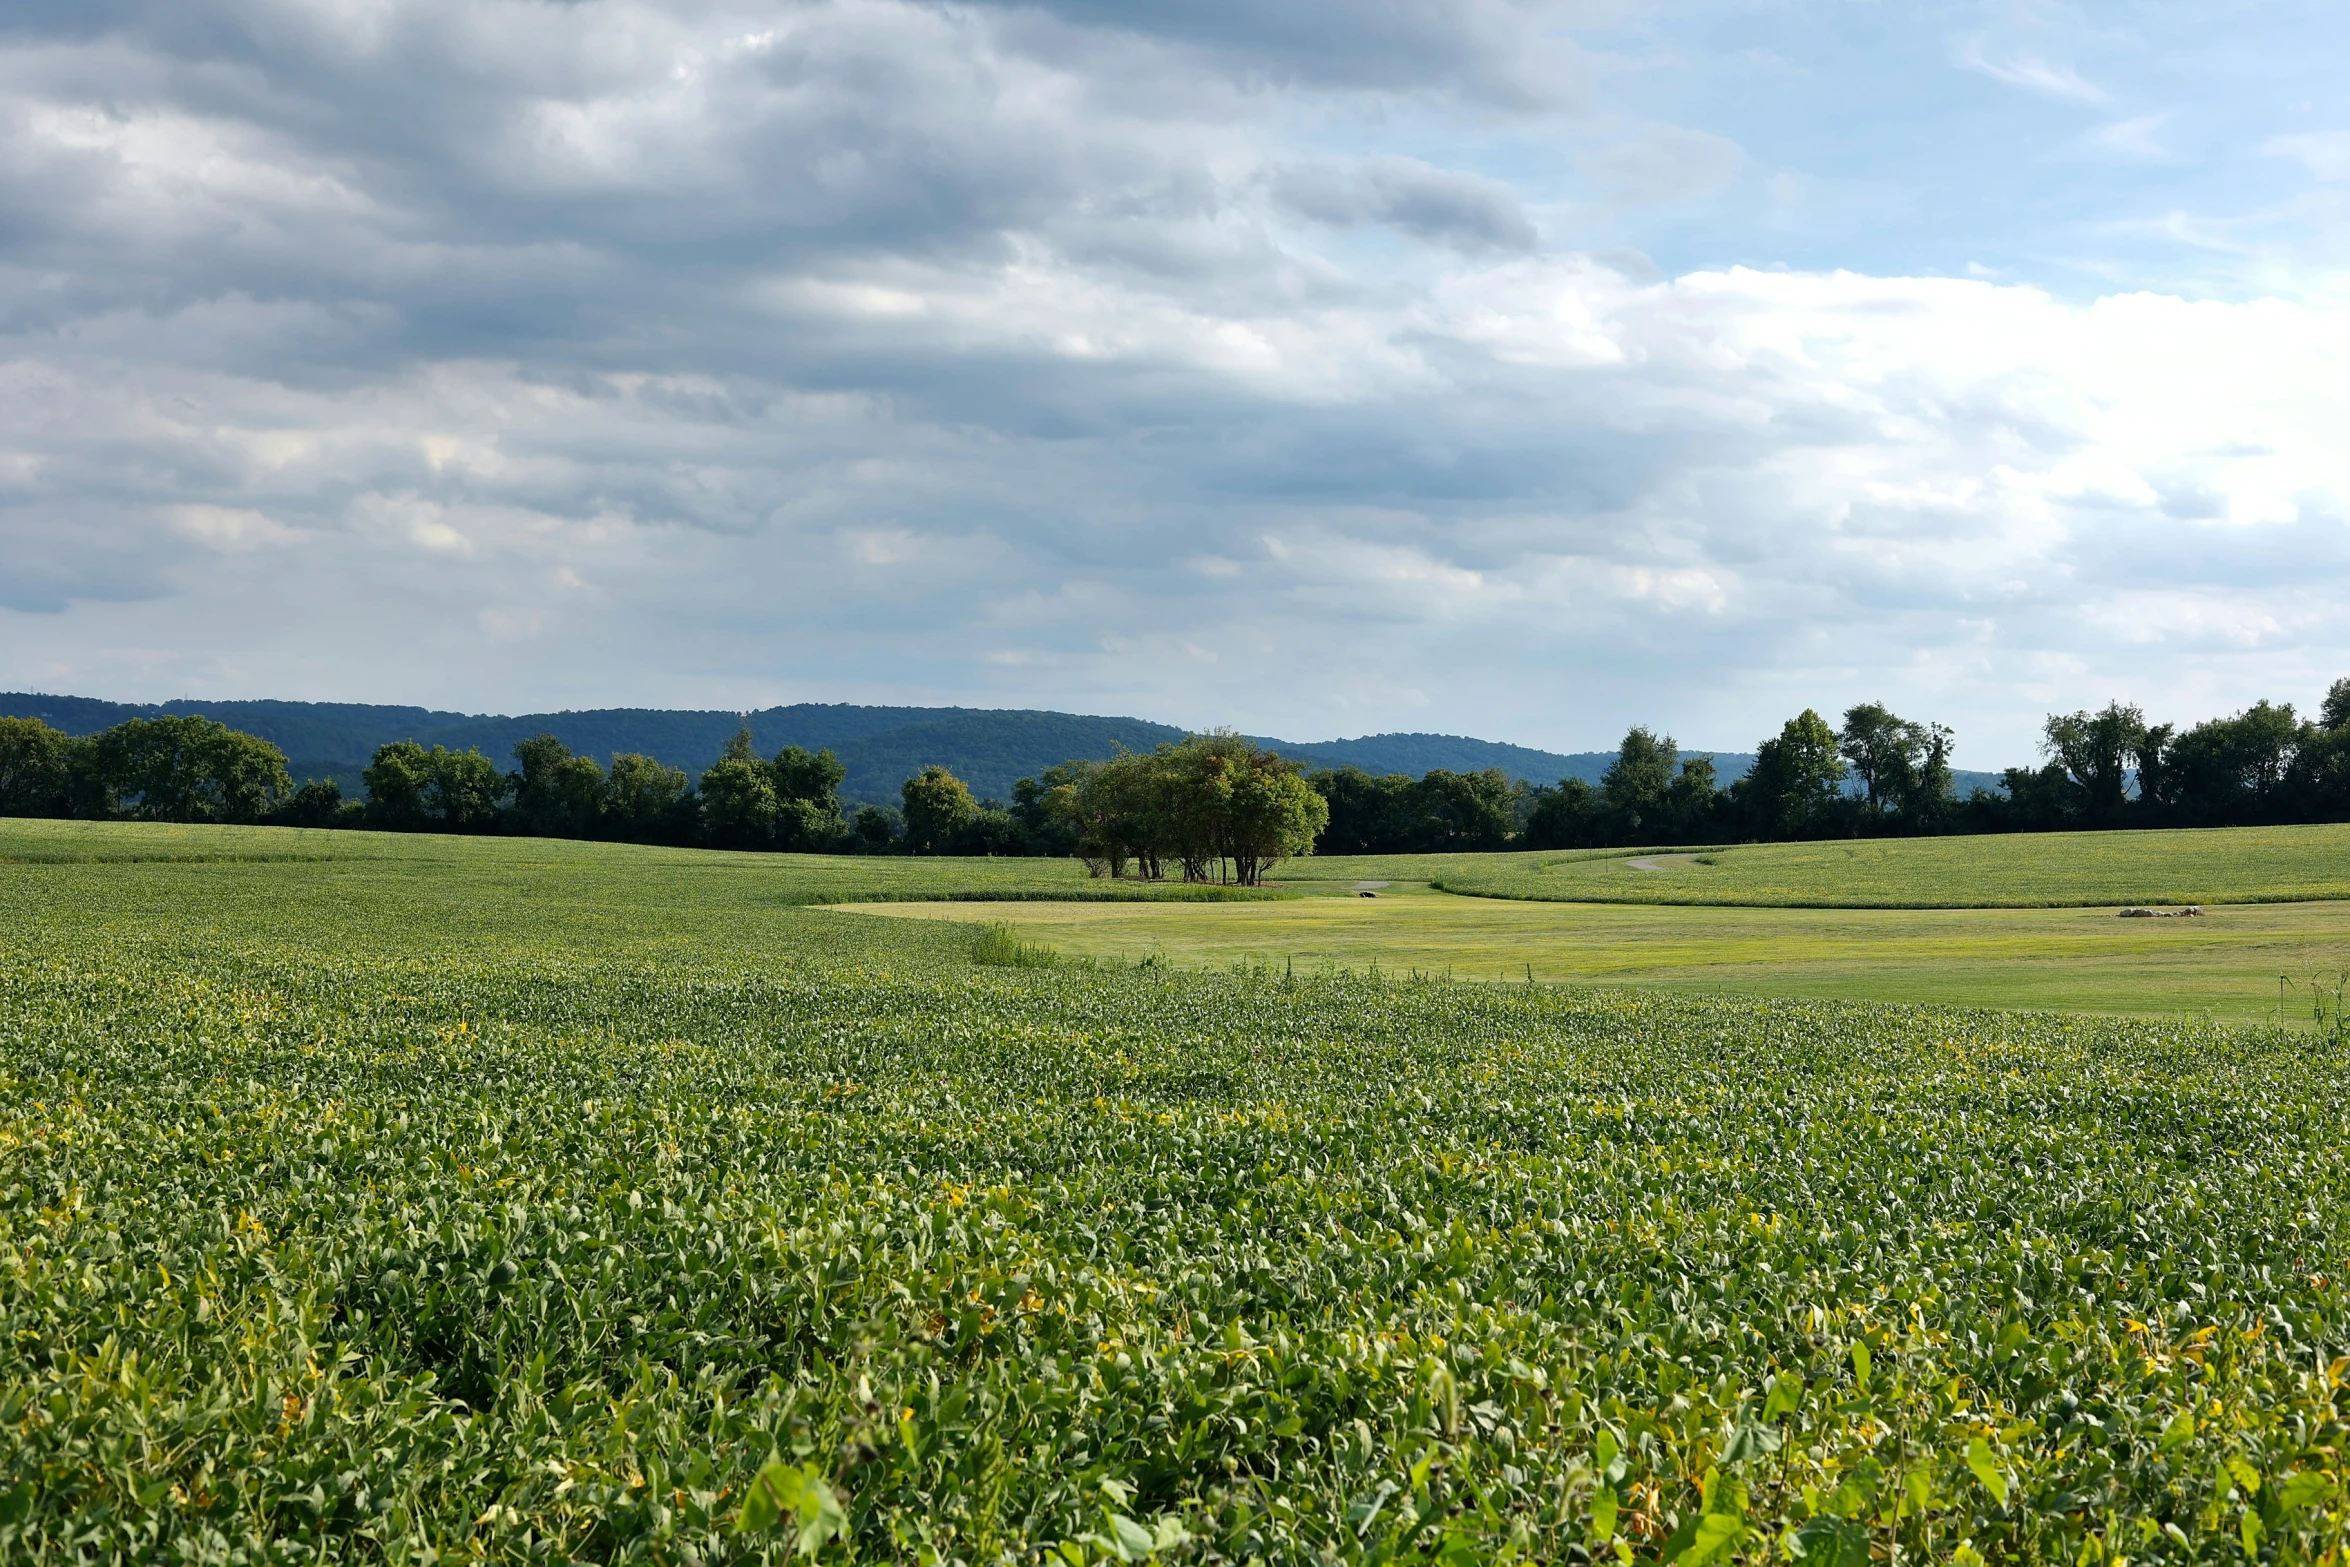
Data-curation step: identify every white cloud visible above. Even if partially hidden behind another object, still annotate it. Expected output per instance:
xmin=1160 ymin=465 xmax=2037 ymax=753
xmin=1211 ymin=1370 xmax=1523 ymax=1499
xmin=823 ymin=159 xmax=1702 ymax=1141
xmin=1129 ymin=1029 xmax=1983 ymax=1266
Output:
xmin=2073 ymin=114 xmax=2173 ymax=164
xmin=0 ymin=0 xmax=2347 ymax=760
xmin=1954 ymin=43 xmax=2109 ymax=106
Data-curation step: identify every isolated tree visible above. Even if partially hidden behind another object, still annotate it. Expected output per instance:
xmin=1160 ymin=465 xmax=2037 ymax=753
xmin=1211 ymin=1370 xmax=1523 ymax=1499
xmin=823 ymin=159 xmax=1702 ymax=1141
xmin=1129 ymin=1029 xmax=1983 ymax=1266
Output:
xmin=2042 ymin=702 xmax=2148 ymax=821
xmin=901 ymin=765 xmax=979 ymax=855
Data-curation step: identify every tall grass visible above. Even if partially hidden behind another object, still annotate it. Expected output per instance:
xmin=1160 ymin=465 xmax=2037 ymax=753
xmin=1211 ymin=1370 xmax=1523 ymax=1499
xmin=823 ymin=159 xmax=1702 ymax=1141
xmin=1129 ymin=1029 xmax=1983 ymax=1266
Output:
xmin=969 ymin=920 xmax=1058 ymax=967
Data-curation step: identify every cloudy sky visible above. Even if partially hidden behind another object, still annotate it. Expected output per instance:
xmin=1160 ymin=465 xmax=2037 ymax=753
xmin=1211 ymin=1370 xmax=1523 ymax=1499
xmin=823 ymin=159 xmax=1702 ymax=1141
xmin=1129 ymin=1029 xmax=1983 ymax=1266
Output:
xmin=3 ymin=0 xmax=2346 ymax=761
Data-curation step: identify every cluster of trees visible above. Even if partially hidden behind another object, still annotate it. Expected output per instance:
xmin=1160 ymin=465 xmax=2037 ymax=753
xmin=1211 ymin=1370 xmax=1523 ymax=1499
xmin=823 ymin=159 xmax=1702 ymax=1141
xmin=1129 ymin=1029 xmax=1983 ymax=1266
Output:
xmin=1308 ymin=707 xmax=1943 ymax=853
xmin=2004 ymin=685 xmax=2350 ymax=830
xmin=1038 ymin=732 xmax=1330 ymax=886
xmin=0 ymin=714 xmax=297 ymax=823
xmin=1517 ymin=706 xmax=1946 ymax=848
xmin=0 ymin=713 xmax=1001 ymax=855
xmin=1312 ymin=766 xmax=1520 ymax=853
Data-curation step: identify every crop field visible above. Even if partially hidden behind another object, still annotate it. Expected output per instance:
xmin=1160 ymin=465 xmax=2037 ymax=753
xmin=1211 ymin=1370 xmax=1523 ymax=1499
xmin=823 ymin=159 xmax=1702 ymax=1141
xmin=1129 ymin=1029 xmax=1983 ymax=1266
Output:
xmin=1431 ymin=823 xmax=2350 ymax=909
xmin=0 ymin=819 xmax=1273 ymax=904
xmin=9 ymin=824 xmax=2350 ymax=1563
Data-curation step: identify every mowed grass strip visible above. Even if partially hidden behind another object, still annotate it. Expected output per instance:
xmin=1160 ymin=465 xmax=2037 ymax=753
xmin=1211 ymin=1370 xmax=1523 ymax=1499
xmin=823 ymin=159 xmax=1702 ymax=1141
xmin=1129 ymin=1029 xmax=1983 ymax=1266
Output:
xmin=7 ymin=825 xmax=2350 ymax=1562
xmin=848 ymin=883 xmax=2350 ymax=1025
xmin=1435 ymin=820 xmax=2350 ymax=908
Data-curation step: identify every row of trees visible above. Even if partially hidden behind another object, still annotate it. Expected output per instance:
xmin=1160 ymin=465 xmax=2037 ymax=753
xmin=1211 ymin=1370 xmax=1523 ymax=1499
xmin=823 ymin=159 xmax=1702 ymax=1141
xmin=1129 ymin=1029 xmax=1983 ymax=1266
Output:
xmin=2005 ymin=684 xmax=2350 ymax=830
xmin=0 ymin=714 xmax=1319 ymax=875
xmin=1314 ymin=678 xmax=2350 ymax=852
xmin=11 ymin=677 xmax=2350 ymax=857
xmin=0 ymin=714 xmax=964 ymax=854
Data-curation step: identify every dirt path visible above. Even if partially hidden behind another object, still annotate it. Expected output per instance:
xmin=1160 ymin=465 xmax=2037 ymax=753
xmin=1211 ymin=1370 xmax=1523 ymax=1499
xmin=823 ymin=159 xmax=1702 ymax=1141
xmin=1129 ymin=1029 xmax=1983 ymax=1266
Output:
xmin=1623 ymin=854 xmax=1703 ymax=873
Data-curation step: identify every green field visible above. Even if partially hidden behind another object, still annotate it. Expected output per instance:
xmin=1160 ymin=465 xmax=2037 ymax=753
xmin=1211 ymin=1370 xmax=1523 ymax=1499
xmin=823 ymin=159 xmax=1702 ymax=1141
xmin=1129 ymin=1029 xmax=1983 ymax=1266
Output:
xmin=10 ymin=823 xmax=2350 ymax=1562
xmin=1430 ymin=823 xmax=2350 ymax=908
xmin=855 ymin=883 xmax=2350 ymax=1025
xmin=0 ymin=818 xmax=1274 ymax=902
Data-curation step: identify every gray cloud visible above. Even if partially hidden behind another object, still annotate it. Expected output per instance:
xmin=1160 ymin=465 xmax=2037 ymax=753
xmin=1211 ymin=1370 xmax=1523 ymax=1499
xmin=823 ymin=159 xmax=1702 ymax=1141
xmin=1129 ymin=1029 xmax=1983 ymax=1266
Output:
xmin=0 ymin=0 xmax=2346 ymax=762
xmin=1275 ymin=157 xmax=1540 ymax=251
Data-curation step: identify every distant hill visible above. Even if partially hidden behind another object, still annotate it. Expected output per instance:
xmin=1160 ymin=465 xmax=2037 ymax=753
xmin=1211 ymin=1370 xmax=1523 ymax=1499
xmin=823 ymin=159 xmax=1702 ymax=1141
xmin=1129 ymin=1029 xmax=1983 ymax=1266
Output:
xmin=0 ymin=693 xmax=2008 ymax=804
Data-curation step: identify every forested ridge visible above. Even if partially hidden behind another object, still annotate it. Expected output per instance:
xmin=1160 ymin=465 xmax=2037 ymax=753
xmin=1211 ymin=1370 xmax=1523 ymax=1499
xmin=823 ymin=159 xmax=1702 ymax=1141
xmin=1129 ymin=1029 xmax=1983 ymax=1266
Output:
xmin=3 ymin=693 xmax=1655 ymax=802
xmin=5 ymin=684 xmax=2348 ymax=863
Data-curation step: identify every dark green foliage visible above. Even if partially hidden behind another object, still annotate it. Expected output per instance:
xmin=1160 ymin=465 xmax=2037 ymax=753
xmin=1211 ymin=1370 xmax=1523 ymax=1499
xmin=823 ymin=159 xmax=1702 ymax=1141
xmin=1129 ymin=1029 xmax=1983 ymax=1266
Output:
xmin=1011 ymin=771 xmax=1081 ymax=858
xmin=363 ymin=741 xmax=509 ymax=832
xmin=513 ymin=734 xmax=610 ymax=839
xmin=0 ymin=718 xmax=84 ymax=818
xmin=852 ymin=805 xmax=898 ymax=851
xmin=697 ymin=731 xmax=852 ymax=852
xmin=605 ymin=754 xmax=696 ymax=842
xmin=2151 ymin=702 xmax=2300 ymax=824
xmin=1309 ymin=766 xmax=1514 ymax=854
xmin=279 ymin=778 xmax=363 ymax=829
xmin=699 ymin=730 xmax=784 ymax=849
xmin=1600 ymin=725 xmax=1677 ymax=829
xmin=2043 ymin=702 xmax=2150 ymax=822
xmin=901 ymin=764 xmax=980 ymax=855
xmin=1521 ymin=776 xmax=1601 ymax=849
xmin=1059 ymin=736 xmax=1327 ymax=885
xmin=85 ymin=715 xmax=293 ymax=823
xmin=1732 ymin=710 xmax=1849 ymax=840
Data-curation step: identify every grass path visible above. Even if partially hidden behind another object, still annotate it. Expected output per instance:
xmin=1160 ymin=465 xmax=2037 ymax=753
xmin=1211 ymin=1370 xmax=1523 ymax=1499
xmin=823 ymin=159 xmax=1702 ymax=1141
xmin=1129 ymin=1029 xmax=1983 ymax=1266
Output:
xmin=847 ymin=880 xmax=2350 ymax=1025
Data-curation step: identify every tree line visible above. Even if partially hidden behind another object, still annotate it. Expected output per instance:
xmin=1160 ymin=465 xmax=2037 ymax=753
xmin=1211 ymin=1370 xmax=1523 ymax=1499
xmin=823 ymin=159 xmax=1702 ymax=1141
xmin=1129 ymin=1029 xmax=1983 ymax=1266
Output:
xmin=0 ymin=715 xmax=1326 ymax=880
xmin=1311 ymin=680 xmax=2350 ymax=852
xmin=9 ymin=678 xmax=2350 ymax=860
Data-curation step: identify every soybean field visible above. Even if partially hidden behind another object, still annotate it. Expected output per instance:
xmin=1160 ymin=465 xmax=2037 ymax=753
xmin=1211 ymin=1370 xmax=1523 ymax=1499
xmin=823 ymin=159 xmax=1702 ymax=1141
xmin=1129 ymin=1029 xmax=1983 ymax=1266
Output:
xmin=6 ymin=825 xmax=2350 ymax=1563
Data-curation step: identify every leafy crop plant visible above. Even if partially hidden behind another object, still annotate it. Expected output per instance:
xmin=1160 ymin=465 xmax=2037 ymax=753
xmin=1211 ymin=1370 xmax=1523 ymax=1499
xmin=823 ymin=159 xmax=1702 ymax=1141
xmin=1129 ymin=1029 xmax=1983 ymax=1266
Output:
xmin=4 ymin=828 xmax=2350 ymax=1561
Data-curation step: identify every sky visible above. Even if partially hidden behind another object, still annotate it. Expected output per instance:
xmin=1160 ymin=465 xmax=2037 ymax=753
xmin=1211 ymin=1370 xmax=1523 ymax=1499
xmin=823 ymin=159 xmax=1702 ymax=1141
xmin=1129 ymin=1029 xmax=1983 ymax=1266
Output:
xmin=3 ymin=1 xmax=2348 ymax=764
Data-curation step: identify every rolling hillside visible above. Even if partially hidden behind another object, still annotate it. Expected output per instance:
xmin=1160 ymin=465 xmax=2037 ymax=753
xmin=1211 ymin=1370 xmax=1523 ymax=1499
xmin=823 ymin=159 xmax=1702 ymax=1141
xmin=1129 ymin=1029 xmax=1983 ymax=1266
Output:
xmin=0 ymin=692 xmax=2001 ymax=803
